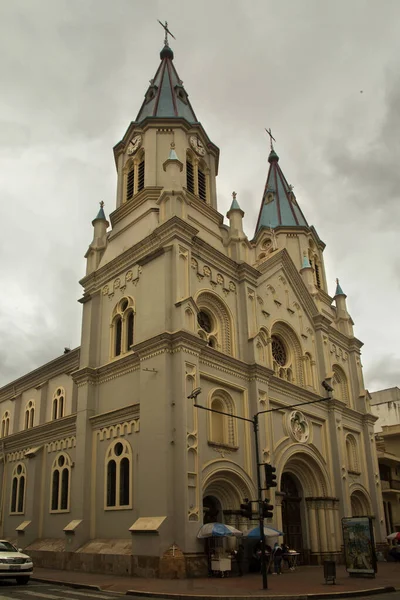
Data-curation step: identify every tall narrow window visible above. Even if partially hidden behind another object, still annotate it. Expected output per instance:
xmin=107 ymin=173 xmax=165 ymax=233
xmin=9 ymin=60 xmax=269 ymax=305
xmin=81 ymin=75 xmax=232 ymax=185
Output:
xmin=127 ymin=311 xmax=134 ymax=351
xmin=105 ymin=440 xmax=132 ymax=509
xmin=198 ymin=167 xmax=207 ymax=201
xmin=1 ymin=411 xmax=10 ymax=438
xmin=115 ymin=316 xmax=122 ymax=356
xmin=127 ymin=167 xmax=135 ymax=201
xmin=186 ymin=158 xmax=194 ymax=194
xmin=111 ymin=297 xmax=136 ymax=359
xmin=314 ymin=262 xmax=321 ymax=288
xmin=52 ymin=387 xmax=65 ymax=420
xmin=138 ymin=159 xmax=145 ymax=191
xmin=209 ymin=392 xmax=236 ymax=447
xmin=24 ymin=400 xmax=35 ymax=430
xmin=10 ymin=463 xmax=26 ymax=514
xmin=50 ymin=453 xmax=72 ymax=512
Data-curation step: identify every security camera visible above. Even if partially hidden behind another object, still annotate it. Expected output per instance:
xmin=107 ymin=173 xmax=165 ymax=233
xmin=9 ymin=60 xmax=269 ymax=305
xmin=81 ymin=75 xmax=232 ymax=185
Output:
xmin=322 ymin=380 xmax=334 ymax=393
xmin=187 ymin=387 xmax=202 ymax=400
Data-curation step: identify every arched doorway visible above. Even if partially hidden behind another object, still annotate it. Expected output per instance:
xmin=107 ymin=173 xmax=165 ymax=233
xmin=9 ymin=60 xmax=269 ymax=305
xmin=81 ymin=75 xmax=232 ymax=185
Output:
xmin=203 ymin=495 xmax=222 ymax=524
xmin=281 ymin=473 xmax=304 ymax=555
xmin=350 ymin=490 xmax=371 ymax=517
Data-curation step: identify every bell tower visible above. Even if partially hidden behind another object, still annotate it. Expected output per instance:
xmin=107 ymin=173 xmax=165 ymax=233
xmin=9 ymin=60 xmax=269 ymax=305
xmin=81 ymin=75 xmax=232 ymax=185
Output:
xmin=111 ymin=31 xmax=220 ymax=245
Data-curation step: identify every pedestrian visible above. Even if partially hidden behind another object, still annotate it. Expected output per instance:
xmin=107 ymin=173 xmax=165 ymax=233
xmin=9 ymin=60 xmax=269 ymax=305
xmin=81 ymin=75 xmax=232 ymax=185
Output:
xmin=236 ymin=543 xmax=245 ymax=576
xmin=272 ymin=542 xmax=283 ymax=575
xmin=282 ymin=542 xmax=291 ymax=570
xmin=389 ymin=541 xmax=400 ymax=562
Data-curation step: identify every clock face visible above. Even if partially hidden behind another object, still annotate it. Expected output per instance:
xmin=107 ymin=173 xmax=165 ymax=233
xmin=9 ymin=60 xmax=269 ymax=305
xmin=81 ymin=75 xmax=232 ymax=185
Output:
xmin=127 ymin=134 xmax=142 ymax=155
xmin=189 ymin=135 xmax=205 ymax=156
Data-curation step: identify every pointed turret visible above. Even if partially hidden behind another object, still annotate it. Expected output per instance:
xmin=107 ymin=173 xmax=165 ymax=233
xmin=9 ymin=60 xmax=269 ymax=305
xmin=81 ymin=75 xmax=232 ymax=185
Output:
xmin=255 ymin=148 xmax=309 ymax=234
xmin=227 ymin=191 xmax=245 ymax=233
xmin=334 ymin=278 xmax=353 ymax=335
xmin=136 ymin=43 xmax=198 ymax=124
xmin=163 ymin=142 xmax=183 ymax=189
xmin=300 ymin=251 xmax=317 ymax=295
xmin=85 ymin=202 xmax=109 ymax=275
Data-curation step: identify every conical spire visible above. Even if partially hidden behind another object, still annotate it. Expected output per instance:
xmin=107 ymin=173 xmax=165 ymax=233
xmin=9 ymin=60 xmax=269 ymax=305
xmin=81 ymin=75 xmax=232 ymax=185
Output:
xmin=92 ymin=201 xmax=107 ymax=224
xmin=135 ymin=43 xmax=198 ymax=124
xmin=255 ymin=148 xmax=309 ymax=234
xmin=334 ymin=278 xmax=346 ymax=297
xmin=229 ymin=191 xmax=242 ymax=211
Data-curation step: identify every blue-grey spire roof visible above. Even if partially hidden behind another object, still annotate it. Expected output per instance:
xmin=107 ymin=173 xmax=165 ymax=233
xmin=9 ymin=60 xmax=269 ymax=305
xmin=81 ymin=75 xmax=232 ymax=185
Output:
xmin=255 ymin=149 xmax=309 ymax=234
xmin=229 ymin=192 xmax=241 ymax=211
xmin=335 ymin=278 xmax=346 ymax=296
xmin=136 ymin=45 xmax=198 ymax=124
xmin=93 ymin=202 xmax=107 ymax=222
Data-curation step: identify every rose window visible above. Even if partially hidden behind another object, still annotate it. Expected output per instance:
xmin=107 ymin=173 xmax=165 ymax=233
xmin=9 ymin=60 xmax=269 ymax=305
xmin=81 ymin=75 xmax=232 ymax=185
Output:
xmin=197 ymin=311 xmax=212 ymax=333
xmin=271 ymin=336 xmax=287 ymax=366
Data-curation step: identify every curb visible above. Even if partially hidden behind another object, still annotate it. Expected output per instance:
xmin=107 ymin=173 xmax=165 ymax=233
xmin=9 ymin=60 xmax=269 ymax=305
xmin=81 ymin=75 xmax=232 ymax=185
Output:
xmin=126 ymin=585 xmax=397 ymax=600
xmin=31 ymin=577 xmax=102 ymax=591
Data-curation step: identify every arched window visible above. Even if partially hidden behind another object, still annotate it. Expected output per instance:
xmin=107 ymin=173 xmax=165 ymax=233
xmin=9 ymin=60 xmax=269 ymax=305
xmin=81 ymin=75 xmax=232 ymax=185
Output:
xmin=346 ymin=434 xmax=360 ymax=473
xmin=332 ymin=365 xmax=350 ymax=403
xmin=308 ymin=241 xmax=322 ymax=289
xmin=186 ymin=151 xmax=208 ymax=202
xmin=105 ymin=440 xmax=132 ymax=509
xmin=208 ymin=391 xmax=236 ymax=447
xmin=124 ymin=151 xmax=145 ymax=202
xmin=111 ymin=297 xmax=136 ymax=359
xmin=24 ymin=400 xmax=35 ymax=430
xmin=196 ymin=292 xmax=234 ymax=356
xmin=1 ymin=411 xmax=10 ymax=438
xmin=270 ymin=323 xmax=304 ymax=386
xmin=52 ymin=387 xmax=65 ymax=420
xmin=10 ymin=463 xmax=26 ymax=514
xmin=50 ymin=453 xmax=72 ymax=512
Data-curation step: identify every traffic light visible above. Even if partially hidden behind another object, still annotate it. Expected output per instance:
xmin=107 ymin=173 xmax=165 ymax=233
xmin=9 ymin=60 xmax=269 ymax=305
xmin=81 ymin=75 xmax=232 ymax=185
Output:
xmin=240 ymin=498 xmax=253 ymax=519
xmin=262 ymin=499 xmax=274 ymax=519
xmin=264 ymin=463 xmax=277 ymax=489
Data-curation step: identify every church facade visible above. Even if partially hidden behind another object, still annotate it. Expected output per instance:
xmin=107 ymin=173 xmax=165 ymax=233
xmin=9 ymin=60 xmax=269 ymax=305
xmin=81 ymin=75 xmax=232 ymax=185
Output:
xmin=0 ymin=39 xmax=386 ymax=577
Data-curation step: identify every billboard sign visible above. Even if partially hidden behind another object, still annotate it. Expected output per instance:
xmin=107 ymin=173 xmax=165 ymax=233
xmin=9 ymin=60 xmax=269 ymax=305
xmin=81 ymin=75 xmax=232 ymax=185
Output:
xmin=342 ymin=517 xmax=376 ymax=576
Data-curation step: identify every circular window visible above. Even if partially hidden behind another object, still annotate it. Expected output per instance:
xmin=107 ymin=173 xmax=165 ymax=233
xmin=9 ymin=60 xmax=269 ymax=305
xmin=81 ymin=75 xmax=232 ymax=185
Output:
xmin=17 ymin=465 xmax=22 ymax=475
xmin=114 ymin=442 xmax=123 ymax=457
xmin=271 ymin=336 xmax=287 ymax=366
xmin=197 ymin=311 xmax=212 ymax=333
xmin=58 ymin=455 xmax=65 ymax=467
xmin=262 ymin=238 xmax=272 ymax=250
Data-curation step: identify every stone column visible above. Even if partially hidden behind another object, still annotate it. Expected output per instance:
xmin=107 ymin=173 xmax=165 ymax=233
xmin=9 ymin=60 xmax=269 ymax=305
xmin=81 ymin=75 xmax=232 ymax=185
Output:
xmin=326 ymin=501 xmax=336 ymax=552
xmin=275 ymin=492 xmax=284 ymax=533
xmin=317 ymin=502 xmax=328 ymax=552
xmin=306 ymin=500 xmax=319 ymax=553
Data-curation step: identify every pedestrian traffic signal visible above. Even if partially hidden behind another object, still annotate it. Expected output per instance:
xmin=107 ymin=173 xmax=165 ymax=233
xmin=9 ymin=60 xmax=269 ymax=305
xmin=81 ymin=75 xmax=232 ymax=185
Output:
xmin=240 ymin=498 xmax=253 ymax=519
xmin=262 ymin=499 xmax=274 ymax=519
xmin=264 ymin=463 xmax=277 ymax=488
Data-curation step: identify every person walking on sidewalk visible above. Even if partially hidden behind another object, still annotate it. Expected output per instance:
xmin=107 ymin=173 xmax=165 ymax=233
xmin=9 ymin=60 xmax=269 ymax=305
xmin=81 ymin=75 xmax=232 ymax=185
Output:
xmin=272 ymin=542 xmax=283 ymax=575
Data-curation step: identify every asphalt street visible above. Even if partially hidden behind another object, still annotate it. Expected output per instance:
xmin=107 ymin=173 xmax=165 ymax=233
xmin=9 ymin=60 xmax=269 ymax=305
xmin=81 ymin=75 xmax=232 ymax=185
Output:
xmin=0 ymin=582 xmax=399 ymax=600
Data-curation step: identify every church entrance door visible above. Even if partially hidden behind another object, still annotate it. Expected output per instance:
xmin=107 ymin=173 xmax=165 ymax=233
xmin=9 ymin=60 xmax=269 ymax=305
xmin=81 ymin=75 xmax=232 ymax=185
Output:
xmin=281 ymin=473 xmax=305 ymax=562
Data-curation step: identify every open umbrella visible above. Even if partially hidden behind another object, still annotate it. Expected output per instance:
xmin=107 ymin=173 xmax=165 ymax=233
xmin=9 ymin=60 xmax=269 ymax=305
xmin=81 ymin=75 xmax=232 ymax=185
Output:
xmin=387 ymin=532 xmax=400 ymax=541
xmin=245 ymin=525 xmax=284 ymax=538
xmin=197 ymin=522 xmax=243 ymax=538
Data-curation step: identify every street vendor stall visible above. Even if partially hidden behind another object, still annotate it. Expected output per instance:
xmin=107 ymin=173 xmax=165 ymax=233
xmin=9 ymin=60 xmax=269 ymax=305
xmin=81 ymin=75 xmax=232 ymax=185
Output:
xmin=197 ymin=522 xmax=242 ymax=577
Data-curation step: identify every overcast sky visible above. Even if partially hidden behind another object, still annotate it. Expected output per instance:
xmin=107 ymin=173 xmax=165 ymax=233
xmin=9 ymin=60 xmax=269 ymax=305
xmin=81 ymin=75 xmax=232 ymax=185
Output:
xmin=0 ymin=0 xmax=399 ymax=392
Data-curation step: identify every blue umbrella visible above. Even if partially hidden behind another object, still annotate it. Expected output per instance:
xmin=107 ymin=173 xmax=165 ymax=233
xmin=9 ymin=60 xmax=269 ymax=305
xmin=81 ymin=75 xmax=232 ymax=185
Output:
xmin=245 ymin=525 xmax=283 ymax=538
xmin=197 ymin=522 xmax=243 ymax=538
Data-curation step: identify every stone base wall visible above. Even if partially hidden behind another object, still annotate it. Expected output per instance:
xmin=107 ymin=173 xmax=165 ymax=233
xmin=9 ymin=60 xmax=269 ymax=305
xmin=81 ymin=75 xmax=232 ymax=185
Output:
xmin=29 ymin=549 xmax=208 ymax=579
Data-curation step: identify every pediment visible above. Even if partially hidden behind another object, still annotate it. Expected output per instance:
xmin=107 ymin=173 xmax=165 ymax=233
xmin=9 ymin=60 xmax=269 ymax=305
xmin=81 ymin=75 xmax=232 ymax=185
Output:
xmin=257 ymin=248 xmax=319 ymax=326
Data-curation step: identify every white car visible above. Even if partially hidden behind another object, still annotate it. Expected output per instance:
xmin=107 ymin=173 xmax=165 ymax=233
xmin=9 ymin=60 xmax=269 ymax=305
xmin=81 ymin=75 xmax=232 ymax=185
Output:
xmin=0 ymin=540 xmax=33 ymax=584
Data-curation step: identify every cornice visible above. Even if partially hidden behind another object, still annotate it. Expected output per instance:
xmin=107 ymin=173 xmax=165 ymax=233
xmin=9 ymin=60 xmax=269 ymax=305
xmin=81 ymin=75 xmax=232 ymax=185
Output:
xmin=0 ymin=349 xmax=80 ymax=402
xmin=184 ymin=189 xmax=224 ymax=226
xmin=109 ymin=187 xmax=163 ymax=228
xmin=318 ymin=289 xmax=333 ymax=305
xmin=191 ymin=237 xmax=247 ymax=281
xmin=268 ymin=377 xmax=327 ymax=406
xmin=79 ymin=216 xmax=199 ymax=294
xmin=89 ymin=403 xmax=140 ymax=429
xmin=362 ymin=412 xmax=379 ymax=426
xmin=1 ymin=415 xmax=76 ymax=452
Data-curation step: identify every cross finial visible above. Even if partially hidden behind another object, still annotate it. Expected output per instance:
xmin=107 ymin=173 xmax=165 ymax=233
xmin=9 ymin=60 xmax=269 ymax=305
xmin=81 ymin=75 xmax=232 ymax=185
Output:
xmin=157 ymin=20 xmax=176 ymax=47
xmin=232 ymin=191 xmax=237 ymax=200
xmin=265 ymin=127 xmax=276 ymax=151
xmin=100 ymin=201 xmax=104 ymax=209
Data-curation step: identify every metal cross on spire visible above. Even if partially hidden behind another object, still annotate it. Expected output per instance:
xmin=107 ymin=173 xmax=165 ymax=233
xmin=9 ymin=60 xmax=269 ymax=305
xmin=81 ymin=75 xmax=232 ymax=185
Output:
xmin=265 ymin=127 xmax=276 ymax=151
xmin=157 ymin=20 xmax=176 ymax=47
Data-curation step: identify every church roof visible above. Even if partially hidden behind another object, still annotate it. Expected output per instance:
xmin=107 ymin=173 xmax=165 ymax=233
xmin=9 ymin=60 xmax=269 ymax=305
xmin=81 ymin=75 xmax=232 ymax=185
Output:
xmin=255 ymin=149 xmax=309 ymax=233
xmin=335 ymin=278 xmax=346 ymax=296
xmin=136 ymin=44 xmax=198 ymax=124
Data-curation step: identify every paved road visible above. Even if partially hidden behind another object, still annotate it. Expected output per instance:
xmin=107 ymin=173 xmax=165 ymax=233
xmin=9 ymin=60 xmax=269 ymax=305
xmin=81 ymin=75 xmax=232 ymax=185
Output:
xmin=0 ymin=583 xmax=124 ymax=600
xmin=0 ymin=582 xmax=399 ymax=600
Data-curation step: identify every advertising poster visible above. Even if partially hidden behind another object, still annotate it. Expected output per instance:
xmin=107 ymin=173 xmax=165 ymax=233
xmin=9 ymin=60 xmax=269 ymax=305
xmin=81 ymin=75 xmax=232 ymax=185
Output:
xmin=342 ymin=517 xmax=376 ymax=576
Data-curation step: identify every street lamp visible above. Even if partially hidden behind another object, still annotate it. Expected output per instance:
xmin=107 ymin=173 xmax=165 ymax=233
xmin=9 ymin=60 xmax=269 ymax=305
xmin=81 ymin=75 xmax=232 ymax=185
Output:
xmin=188 ymin=383 xmax=333 ymax=589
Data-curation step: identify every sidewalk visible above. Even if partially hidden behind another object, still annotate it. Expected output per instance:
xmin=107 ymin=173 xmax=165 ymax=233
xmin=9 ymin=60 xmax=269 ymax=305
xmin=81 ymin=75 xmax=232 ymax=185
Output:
xmin=31 ymin=562 xmax=400 ymax=599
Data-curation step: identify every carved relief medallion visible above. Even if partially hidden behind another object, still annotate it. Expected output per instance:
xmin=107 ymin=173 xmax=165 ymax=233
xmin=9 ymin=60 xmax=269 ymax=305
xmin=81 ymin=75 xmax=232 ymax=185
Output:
xmin=288 ymin=410 xmax=309 ymax=443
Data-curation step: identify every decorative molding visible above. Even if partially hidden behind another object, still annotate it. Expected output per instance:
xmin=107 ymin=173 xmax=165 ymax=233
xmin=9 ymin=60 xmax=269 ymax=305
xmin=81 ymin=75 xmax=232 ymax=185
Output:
xmin=96 ymin=419 xmax=140 ymax=441
xmin=89 ymin=403 xmax=140 ymax=429
xmin=0 ymin=415 xmax=76 ymax=453
xmin=46 ymin=436 xmax=76 ymax=453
